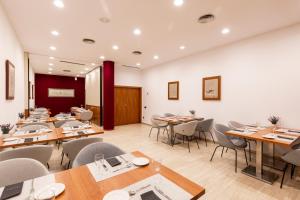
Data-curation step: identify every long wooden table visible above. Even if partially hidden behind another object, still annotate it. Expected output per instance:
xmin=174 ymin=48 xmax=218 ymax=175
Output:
xmin=54 ymin=151 xmax=205 ymax=199
xmin=17 ymin=116 xmax=80 ymax=126
xmin=0 ymin=125 xmax=104 ymax=149
xmin=225 ymin=127 xmax=300 ymax=184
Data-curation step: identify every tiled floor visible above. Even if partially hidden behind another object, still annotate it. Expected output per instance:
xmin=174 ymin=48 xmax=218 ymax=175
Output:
xmin=49 ymin=124 xmax=300 ymax=200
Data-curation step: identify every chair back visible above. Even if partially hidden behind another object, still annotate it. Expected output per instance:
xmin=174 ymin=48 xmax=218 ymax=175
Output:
xmin=61 ymin=120 xmax=84 ymax=128
xmin=213 ymin=124 xmax=235 ymax=149
xmin=0 ymin=145 xmax=53 ymax=166
xmin=196 ymin=118 xmax=213 ymax=132
xmin=151 ymin=115 xmax=167 ymax=127
xmin=281 ymin=149 xmax=300 ymax=166
xmin=62 ymin=137 xmax=103 ymax=163
xmin=20 ymin=125 xmax=49 ymax=131
xmin=228 ymin=121 xmax=245 ymax=129
xmin=174 ymin=121 xmax=198 ymax=136
xmin=80 ymin=110 xmax=93 ymax=121
xmin=0 ymin=158 xmax=49 ymax=187
xmin=72 ymin=142 xmax=125 ymax=168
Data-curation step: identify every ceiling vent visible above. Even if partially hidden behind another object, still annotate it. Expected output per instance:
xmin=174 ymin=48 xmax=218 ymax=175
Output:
xmin=60 ymin=60 xmax=85 ymax=66
xmin=63 ymin=69 xmax=71 ymax=72
xmin=122 ymin=65 xmax=140 ymax=69
xmin=132 ymin=51 xmax=142 ymax=55
xmin=82 ymin=38 xmax=96 ymax=44
xmin=198 ymin=14 xmax=215 ymax=23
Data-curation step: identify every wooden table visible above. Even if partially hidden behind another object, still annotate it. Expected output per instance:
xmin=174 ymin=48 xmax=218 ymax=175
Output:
xmin=17 ymin=116 xmax=81 ymax=126
xmin=225 ymin=127 xmax=300 ymax=184
xmin=0 ymin=125 xmax=104 ymax=149
xmin=155 ymin=116 xmax=203 ymax=145
xmin=54 ymin=151 xmax=205 ymax=199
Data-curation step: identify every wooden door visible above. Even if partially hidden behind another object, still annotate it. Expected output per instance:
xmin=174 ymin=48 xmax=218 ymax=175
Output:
xmin=114 ymin=86 xmax=141 ymax=126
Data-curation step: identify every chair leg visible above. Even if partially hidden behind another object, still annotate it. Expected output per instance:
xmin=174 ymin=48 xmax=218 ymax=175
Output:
xmin=67 ymin=161 xmax=71 ymax=169
xmin=57 ymin=141 xmax=61 ymax=149
xmin=47 ymin=163 xmax=50 ymax=169
xmin=291 ymin=165 xmax=296 ymax=179
xmin=234 ymin=149 xmax=237 ymax=173
xmin=226 ymin=148 xmax=229 ymax=153
xmin=203 ymin=132 xmax=207 ymax=147
xmin=60 ymin=152 xmax=65 ymax=165
xmin=281 ymin=163 xmax=289 ymax=188
xmin=195 ymin=136 xmax=200 ymax=149
xmin=149 ymin=127 xmax=153 ymax=137
xmin=243 ymin=148 xmax=248 ymax=166
xmin=187 ymin=136 xmax=191 ymax=153
xmin=210 ymin=145 xmax=221 ymax=161
xmin=156 ymin=128 xmax=160 ymax=141
xmin=221 ymin=147 xmax=224 ymax=157
xmin=182 ymin=135 xmax=185 ymax=143
xmin=247 ymin=141 xmax=252 ymax=161
xmin=209 ymin=130 xmax=215 ymax=143
xmin=166 ymin=128 xmax=169 ymax=141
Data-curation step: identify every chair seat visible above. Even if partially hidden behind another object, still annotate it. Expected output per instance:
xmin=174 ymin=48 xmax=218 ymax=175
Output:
xmin=231 ymin=138 xmax=247 ymax=148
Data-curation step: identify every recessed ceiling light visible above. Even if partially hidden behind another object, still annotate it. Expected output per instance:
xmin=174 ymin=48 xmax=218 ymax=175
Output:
xmin=49 ymin=46 xmax=56 ymax=51
xmin=48 ymin=71 xmax=52 ymax=74
xmin=173 ymin=0 xmax=184 ymax=7
xmin=221 ymin=28 xmax=230 ymax=35
xmin=99 ymin=17 xmax=110 ymax=23
xmin=49 ymin=57 xmax=54 ymax=60
xmin=136 ymin=63 xmax=141 ymax=66
xmin=133 ymin=28 xmax=141 ymax=35
xmin=112 ymin=45 xmax=119 ymax=50
xmin=99 ymin=56 xmax=105 ymax=60
xmin=80 ymin=71 xmax=84 ymax=74
xmin=53 ymin=0 xmax=64 ymax=8
xmin=76 ymin=74 xmax=80 ymax=77
xmin=48 ymin=68 xmax=53 ymax=71
xmin=51 ymin=30 xmax=59 ymax=36
xmin=49 ymin=63 xmax=54 ymax=66
xmin=179 ymin=45 xmax=186 ymax=50
xmin=85 ymin=68 xmax=89 ymax=71
xmin=153 ymin=55 xmax=159 ymax=60
xmin=91 ymin=63 xmax=96 ymax=66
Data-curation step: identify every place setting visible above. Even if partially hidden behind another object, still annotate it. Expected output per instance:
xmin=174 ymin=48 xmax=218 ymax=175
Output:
xmin=262 ymin=133 xmax=297 ymax=142
xmin=228 ymin=127 xmax=256 ymax=135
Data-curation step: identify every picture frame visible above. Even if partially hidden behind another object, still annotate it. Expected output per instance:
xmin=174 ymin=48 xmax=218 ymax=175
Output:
xmin=48 ymin=88 xmax=75 ymax=98
xmin=5 ymin=60 xmax=15 ymax=100
xmin=168 ymin=81 xmax=179 ymax=100
xmin=202 ymin=76 xmax=221 ymax=100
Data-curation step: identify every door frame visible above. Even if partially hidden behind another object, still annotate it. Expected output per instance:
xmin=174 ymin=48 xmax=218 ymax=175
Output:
xmin=114 ymin=85 xmax=142 ymax=124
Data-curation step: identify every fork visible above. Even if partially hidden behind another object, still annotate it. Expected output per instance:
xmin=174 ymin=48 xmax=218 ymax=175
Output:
xmin=154 ymin=186 xmax=172 ymax=200
xmin=128 ymin=184 xmax=151 ymax=196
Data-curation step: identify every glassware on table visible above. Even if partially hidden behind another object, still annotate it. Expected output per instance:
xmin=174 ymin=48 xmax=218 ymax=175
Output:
xmin=94 ymin=154 xmax=104 ymax=172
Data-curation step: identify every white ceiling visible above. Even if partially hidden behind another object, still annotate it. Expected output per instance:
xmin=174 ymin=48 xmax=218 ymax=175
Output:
xmin=2 ymin=0 xmax=300 ymax=76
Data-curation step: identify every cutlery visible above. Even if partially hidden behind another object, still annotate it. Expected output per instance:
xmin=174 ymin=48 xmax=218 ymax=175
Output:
xmin=27 ymin=178 xmax=35 ymax=200
xmin=112 ymin=164 xmax=131 ymax=172
xmin=102 ymin=164 xmax=108 ymax=171
xmin=128 ymin=184 xmax=151 ymax=196
xmin=277 ymin=135 xmax=294 ymax=140
xmin=154 ymin=186 xmax=172 ymax=200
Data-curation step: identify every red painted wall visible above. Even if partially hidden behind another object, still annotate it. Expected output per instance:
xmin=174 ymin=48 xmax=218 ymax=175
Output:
xmin=35 ymin=74 xmax=85 ymax=116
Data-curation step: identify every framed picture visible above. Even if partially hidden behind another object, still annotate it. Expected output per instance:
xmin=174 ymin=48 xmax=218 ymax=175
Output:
xmin=202 ymin=76 xmax=221 ymax=100
xmin=168 ymin=81 xmax=179 ymax=100
xmin=5 ymin=60 xmax=15 ymax=100
xmin=48 ymin=88 xmax=75 ymax=97
xmin=32 ymin=84 xmax=35 ymax=99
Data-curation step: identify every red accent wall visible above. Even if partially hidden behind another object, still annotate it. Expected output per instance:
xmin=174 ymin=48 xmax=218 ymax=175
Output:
xmin=35 ymin=74 xmax=85 ymax=116
xmin=103 ymin=61 xmax=114 ymax=130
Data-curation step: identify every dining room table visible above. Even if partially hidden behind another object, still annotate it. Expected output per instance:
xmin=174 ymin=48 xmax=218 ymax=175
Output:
xmin=0 ymin=151 xmax=205 ymax=200
xmin=225 ymin=126 xmax=300 ymax=184
xmin=154 ymin=116 xmax=204 ymax=145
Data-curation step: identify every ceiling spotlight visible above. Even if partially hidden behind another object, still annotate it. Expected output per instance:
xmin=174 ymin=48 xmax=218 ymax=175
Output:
xmin=48 ymin=68 xmax=53 ymax=71
xmin=133 ymin=28 xmax=141 ymax=36
xmin=49 ymin=46 xmax=56 ymax=51
xmin=49 ymin=57 xmax=54 ymax=60
xmin=153 ymin=55 xmax=159 ymax=60
xmin=99 ymin=56 xmax=105 ymax=60
xmin=85 ymin=68 xmax=89 ymax=71
xmin=51 ymin=30 xmax=59 ymax=36
xmin=221 ymin=28 xmax=230 ymax=35
xmin=49 ymin=63 xmax=54 ymax=66
xmin=179 ymin=45 xmax=186 ymax=50
xmin=53 ymin=0 xmax=64 ymax=8
xmin=99 ymin=17 xmax=110 ymax=23
xmin=80 ymin=71 xmax=84 ymax=74
xmin=136 ymin=63 xmax=141 ymax=66
xmin=91 ymin=63 xmax=96 ymax=66
xmin=76 ymin=74 xmax=80 ymax=77
xmin=48 ymin=71 xmax=52 ymax=74
xmin=112 ymin=45 xmax=119 ymax=50
xmin=174 ymin=0 xmax=184 ymax=7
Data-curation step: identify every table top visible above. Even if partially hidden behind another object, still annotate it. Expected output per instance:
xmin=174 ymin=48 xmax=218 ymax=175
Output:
xmin=17 ymin=116 xmax=81 ymax=125
xmin=155 ymin=116 xmax=202 ymax=124
xmin=0 ymin=125 xmax=104 ymax=149
xmin=225 ymin=127 xmax=300 ymax=147
xmin=54 ymin=151 xmax=205 ymax=200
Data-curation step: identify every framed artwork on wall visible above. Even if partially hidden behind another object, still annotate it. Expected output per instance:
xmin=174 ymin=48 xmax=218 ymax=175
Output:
xmin=168 ymin=81 xmax=179 ymax=100
xmin=5 ymin=60 xmax=15 ymax=100
xmin=32 ymin=84 xmax=35 ymax=99
xmin=202 ymin=76 xmax=221 ymax=100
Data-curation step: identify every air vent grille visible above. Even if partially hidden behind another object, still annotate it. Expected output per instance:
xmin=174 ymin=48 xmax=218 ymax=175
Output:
xmin=198 ymin=14 xmax=215 ymax=23
xmin=60 ymin=60 xmax=85 ymax=66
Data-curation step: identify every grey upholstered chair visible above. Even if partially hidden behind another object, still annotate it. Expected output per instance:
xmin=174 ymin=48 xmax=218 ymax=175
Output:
xmin=19 ymin=124 xmax=49 ymax=131
xmin=210 ymin=124 xmax=248 ymax=172
xmin=0 ymin=158 xmax=49 ymax=187
xmin=0 ymin=145 xmax=53 ymax=167
xmin=280 ymin=143 xmax=300 ymax=188
xmin=173 ymin=121 xmax=199 ymax=152
xmin=79 ymin=110 xmax=93 ymax=123
xmin=228 ymin=121 xmax=245 ymax=129
xmin=195 ymin=119 xmax=215 ymax=146
xmin=61 ymin=137 xmax=103 ymax=168
xmin=149 ymin=115 xmax=169 ymax=141
xmin=164 ymin=113 xmax=176 ymax=117
xmin=72 ymin=142 xmax=125 ymax=168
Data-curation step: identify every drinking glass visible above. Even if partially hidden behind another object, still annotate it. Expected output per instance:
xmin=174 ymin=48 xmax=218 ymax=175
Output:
xmin=94 ymin=154 xmax=104 ymax=172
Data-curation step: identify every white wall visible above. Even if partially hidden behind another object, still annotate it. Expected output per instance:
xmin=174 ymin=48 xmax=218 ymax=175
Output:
xmin=115 ymin=66 xmax=142 ymax=87
xmin=142 ymin=24 xmax=300 ymax=128
xmin=0 ymin=3 xmax=24 ymax=125
xmin=85 ymin=68 xmax=100 ymax=106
